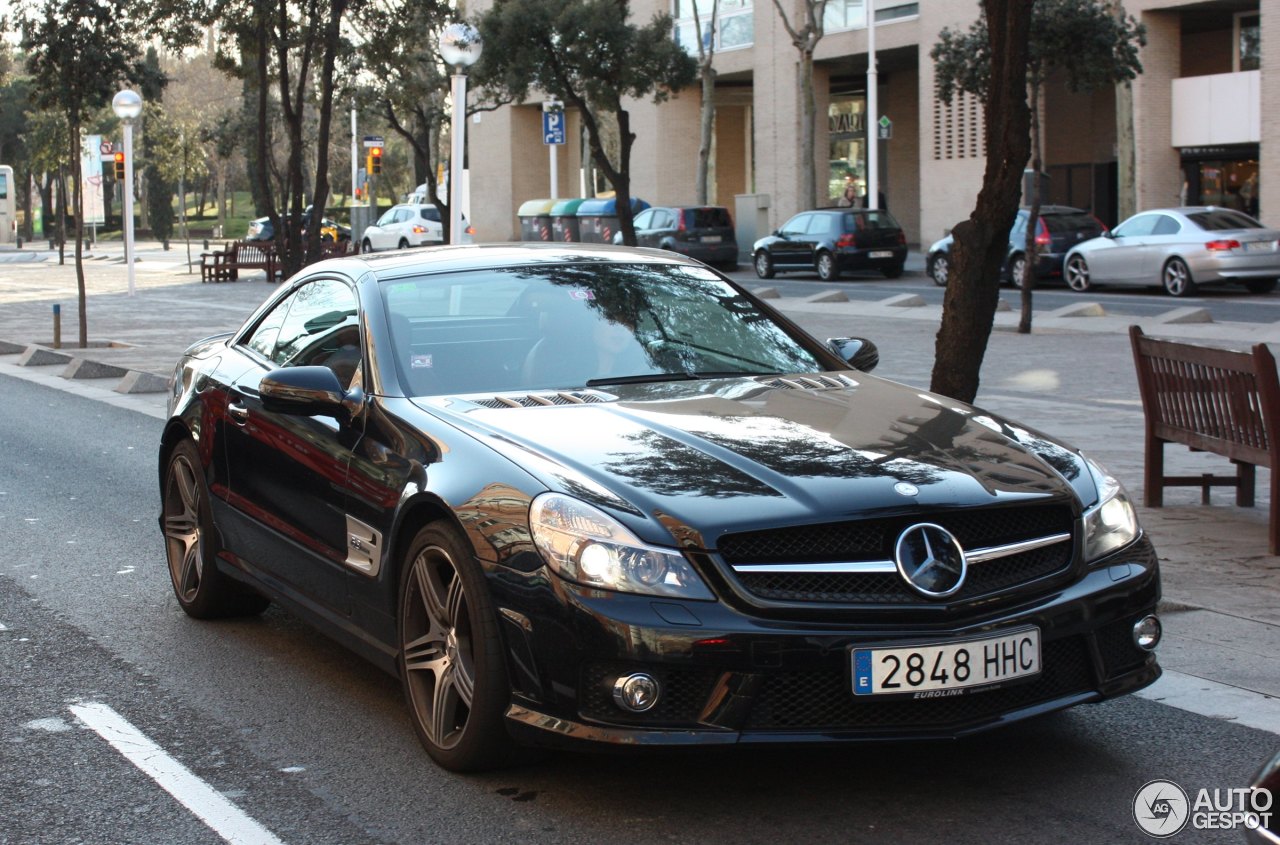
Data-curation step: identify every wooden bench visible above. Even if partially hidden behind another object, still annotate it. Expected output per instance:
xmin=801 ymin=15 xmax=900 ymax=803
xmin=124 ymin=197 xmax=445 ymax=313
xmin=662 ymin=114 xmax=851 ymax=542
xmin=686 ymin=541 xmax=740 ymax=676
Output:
xmin=222 ymin=240 xmax=278 ymax=281
xmin=199 ymin=243 xmax=234 ymax=283
xmin=1129 ymin=325 xmax=1280 ymax=553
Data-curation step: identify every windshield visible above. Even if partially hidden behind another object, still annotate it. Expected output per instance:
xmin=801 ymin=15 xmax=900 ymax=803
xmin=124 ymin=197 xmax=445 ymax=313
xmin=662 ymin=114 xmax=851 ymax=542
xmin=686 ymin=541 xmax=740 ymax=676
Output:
xmin=380 ymin=262 xmax=826 ymax=396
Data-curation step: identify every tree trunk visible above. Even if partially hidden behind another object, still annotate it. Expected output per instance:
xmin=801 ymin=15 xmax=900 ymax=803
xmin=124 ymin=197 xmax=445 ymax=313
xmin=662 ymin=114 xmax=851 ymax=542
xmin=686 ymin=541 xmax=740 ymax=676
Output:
xmin=1115 ymin=78 xmax=1136 ymax=222
xmin=798 ymin=48 xmax=817 ymax=210
xmin=69 ymin=120 xmax=87 ymax=347
xmin=1018 ymin=80 xmax=1042 ymax=335
xmin=930 ymin=0 xmax=1033 ymax=403
xmin=696 ymin=65 xmax=717 ymax=205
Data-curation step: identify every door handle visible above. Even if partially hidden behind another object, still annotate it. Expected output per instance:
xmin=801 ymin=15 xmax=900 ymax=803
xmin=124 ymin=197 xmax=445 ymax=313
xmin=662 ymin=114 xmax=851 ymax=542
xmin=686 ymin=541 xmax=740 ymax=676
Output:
xmin=227 ymin=403 xmax=249 ymax=424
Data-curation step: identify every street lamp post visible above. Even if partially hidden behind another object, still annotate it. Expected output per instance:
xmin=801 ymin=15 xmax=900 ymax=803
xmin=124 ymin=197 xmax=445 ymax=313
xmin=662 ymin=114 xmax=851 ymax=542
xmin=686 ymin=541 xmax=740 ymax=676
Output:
xmin=439 ymin=23 xmax=483 ymax=245
xmin=112 ymin=90 xmax=143 ymax=296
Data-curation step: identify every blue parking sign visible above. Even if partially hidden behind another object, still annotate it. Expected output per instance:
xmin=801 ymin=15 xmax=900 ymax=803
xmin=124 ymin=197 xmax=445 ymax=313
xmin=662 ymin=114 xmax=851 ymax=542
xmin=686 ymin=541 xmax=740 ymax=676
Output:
xmin=543 ymin=111 xmax=566 ymax=145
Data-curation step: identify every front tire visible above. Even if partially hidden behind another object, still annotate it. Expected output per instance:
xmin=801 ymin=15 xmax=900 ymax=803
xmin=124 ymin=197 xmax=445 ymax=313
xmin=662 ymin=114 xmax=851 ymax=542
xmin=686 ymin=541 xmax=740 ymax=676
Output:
xmin=816 ymin=251 xmax=839 ymax=281
xmin=1162 ymin=257 xmax=1196 ymax=297
xmin=1065 ymin=254 xmax=1092 ymax=292
xmin=361 ymin=238 xmax=373 ymax=254
xmin=754 ymin=250 xmax=775 ymax=279
xmin=928 ymin=254 xmax=949 ymax=286
xmin=1009 ymin=254 xmax=1028 ymax=288
xmin=161 ymin=439 xmax=269 ymax=619
xmin=399 ymin=523 xmax=514 ymax=772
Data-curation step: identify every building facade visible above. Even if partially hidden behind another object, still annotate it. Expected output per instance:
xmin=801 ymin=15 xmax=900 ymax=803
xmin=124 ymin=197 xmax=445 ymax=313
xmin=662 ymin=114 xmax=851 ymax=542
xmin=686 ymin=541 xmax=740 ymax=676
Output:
xmin=469 ymin=0 xmax=1273 ymax=252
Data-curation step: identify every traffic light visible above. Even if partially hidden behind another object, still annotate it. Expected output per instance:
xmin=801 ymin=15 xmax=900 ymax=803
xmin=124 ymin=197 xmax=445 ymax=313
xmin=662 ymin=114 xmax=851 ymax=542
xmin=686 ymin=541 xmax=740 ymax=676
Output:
xmin=113 ymin=151 xmax=126 ymax=181
xmin=369 ymin=146 xmax=382 ymax=175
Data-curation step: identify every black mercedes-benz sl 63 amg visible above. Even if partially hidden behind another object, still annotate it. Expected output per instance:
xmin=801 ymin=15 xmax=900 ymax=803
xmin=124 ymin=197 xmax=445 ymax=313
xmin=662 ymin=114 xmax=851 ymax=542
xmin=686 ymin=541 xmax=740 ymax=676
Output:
xmin=158 ymin=243 xmax=1161 ymax=771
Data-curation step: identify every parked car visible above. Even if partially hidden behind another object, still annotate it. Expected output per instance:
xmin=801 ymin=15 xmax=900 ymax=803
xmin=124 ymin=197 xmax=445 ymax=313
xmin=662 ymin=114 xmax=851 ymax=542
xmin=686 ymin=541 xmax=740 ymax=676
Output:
xmin=611 ymin=205 xmax=738 ymax=269
xmin=753 ymin=208 xmax=907 ymax=280
xmin=1063 ymin=207 xmax=1280 ymax=296
xmin=159 ymin=242 xmax=1161 ymax=773
xmin=926 ymin=205 xmax=1107 ymax=287
xmin=246 ymin=208 xmax=351 ymax=244
xmin=360 ymin=203 xmax=474 ymax=252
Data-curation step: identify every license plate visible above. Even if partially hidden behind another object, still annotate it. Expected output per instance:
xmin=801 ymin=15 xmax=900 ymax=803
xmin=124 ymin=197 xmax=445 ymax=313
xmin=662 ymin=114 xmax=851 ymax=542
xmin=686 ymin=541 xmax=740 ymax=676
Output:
xmin=701 ymin=235 xmax=722 ymax=243
xmin=852 ymin=628 xmax=1041 ymax=697
xmin=869 ymin=250 xmax=893 ymax=258
xmin=1246 ymin=240 xmax=1277 ymax=252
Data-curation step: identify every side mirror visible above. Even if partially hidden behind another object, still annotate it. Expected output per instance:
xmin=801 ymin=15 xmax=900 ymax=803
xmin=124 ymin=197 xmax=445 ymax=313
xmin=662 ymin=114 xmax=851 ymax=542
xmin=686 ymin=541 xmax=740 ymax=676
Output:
xmin=1104 ymin=230 xmax=1116 ymax=239
xmin=260 ymin=366 xmax=363 ymax=420
xmin=827 ymin=337 xmax=879 ymax=372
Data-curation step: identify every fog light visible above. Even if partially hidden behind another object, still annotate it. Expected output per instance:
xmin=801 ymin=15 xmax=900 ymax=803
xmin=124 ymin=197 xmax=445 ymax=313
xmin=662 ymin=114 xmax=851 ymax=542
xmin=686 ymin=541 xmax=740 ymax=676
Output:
xmin=1133 ymin=615 xmax=1162 ymax=651
xmin=612 ymin=673 xmax=660 ymax=713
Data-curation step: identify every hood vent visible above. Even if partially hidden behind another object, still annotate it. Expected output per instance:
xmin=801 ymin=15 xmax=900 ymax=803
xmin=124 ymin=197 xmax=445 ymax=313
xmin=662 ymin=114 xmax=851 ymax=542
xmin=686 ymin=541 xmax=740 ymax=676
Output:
xmin=469 ymin=390 xmax=617 ymax=409
xmin=757 ymin=374 xmax=858 ymax=391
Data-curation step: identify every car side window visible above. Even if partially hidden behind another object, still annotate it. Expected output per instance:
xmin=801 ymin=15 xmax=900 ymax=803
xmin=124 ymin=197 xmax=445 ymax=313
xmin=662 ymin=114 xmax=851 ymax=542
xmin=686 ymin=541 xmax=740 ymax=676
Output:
xmin=655 ymin=211 xmax=673 ymax=229
xmin=780 ymin=214 xmax=810 ymax=237
xmin=1152 ymin=215 xmax=1182 ymax=236
xmin=1011 ymin=214 xmax=1027 ymax=235
xmin=375 ymin=208 xmax=397 ymax=227
xmin=633 ymin=209 xmax=654 ymax=229
xmin=1113 ymin=215 xmax=1158 ymax=238
xmin=395 ymin=209 xmax=413 ymax=224
xmin=806 ymin=215 xmax=834 ymax=235
xmin=247 ymin=279 xmax=362 ymax=389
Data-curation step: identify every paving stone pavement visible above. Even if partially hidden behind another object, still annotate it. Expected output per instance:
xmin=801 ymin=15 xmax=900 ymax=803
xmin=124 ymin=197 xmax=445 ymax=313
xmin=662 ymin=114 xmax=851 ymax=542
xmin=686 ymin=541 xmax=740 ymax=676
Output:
xmin=1 ymin=241 xmax=1277 ymax=730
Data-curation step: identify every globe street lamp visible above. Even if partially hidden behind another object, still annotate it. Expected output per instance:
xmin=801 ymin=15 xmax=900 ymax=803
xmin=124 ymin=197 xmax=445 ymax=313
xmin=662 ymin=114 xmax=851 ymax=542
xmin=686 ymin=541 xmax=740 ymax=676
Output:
xmin=111 ymin=89 xmax=143 ymax=296
xmin=439 ymin=23 xmax=482 ymax=244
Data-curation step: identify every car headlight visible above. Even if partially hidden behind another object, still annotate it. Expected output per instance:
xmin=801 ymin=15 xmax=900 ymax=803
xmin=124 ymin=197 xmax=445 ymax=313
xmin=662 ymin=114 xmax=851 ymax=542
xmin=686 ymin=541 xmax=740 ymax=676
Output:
xmin=529 ymin=493 xmax=714 ymax=601
xmin=1082 ymin=457 xmax=1140 ymax=562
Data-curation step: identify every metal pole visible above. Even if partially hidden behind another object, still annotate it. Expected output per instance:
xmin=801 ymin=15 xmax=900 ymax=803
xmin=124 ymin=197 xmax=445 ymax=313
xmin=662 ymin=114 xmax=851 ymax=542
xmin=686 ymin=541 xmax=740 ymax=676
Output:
xmin=449 ymin=71 xmax=467 ymax=244
xmin=866 ymin=0 xmax=878 ymax=211
xmin=123 ymin=120 xmax=136 ymax=296
xmin=351 ymin=100 xmax=358 ymax=204
xmin=550 ymin=142 xmax=558 ymax=201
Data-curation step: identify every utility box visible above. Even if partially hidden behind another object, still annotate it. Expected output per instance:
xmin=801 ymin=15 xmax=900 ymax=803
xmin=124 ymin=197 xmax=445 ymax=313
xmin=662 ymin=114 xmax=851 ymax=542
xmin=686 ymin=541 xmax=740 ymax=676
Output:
xmin=734 ymin=193 xmax=771 ymax=264
xmin=350 ymin=205 xmax=374 ymax=250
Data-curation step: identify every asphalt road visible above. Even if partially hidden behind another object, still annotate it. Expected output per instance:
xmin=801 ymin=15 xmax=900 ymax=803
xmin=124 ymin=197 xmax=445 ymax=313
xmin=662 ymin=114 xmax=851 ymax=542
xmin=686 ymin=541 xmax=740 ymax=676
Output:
xmin=0 ymin=372 xmax=1274 ymax=844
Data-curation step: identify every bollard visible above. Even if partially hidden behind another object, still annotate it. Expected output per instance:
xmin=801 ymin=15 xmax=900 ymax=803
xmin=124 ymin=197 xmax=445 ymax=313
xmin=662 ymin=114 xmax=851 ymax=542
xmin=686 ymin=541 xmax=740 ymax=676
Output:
xmin=16 ymin=236 xmax=22 ymax=249
xmin=49 ymin=238 xmax=55 ymax=251
xmin=52 ymin=304 xmax=61 ymax=350
xmin=203 ymin=239 xmax=209 ymax=250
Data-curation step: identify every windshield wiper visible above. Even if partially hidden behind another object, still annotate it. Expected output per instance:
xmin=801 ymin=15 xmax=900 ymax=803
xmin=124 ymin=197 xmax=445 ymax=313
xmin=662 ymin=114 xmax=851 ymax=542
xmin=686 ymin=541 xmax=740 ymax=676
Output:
xmin=585 ymin=371 xmax=779 ymax=387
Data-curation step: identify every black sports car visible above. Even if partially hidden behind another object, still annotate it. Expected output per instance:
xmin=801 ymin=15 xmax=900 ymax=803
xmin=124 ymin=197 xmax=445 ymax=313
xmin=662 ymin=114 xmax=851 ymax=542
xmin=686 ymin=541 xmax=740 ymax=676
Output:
xmin=159 ymin=243 xmax=1161 ymax=772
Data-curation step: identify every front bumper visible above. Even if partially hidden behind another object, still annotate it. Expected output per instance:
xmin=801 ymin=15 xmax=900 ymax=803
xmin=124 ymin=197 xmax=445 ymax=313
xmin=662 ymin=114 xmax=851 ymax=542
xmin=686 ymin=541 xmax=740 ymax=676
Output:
xmin=491 ymin=536 xmax=1161 ymax=749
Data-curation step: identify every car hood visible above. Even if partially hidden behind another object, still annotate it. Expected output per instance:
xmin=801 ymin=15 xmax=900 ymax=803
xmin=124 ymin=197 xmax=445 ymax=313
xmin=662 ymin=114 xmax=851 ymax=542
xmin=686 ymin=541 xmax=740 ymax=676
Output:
xmin=415 ymin=373 xmax=1095 ymax=549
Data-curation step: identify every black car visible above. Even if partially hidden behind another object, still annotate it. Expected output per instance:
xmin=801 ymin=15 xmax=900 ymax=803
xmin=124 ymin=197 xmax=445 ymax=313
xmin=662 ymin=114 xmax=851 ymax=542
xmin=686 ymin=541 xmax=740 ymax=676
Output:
xmin=159 ymin=243 xmax=1161 ymax=772
xmin=612 ymin=205 xmax=738 ymax=269
xmin=753 ymin=208 xmax=908 ymax=281
xmin=926 ymin=205 xmax=1107 ymax=287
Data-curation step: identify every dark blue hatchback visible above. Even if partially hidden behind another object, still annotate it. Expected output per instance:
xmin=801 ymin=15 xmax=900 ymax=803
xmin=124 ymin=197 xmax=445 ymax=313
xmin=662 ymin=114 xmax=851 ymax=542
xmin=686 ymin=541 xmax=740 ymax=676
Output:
xmin=753 ymin=208 xmax=908 ymax=281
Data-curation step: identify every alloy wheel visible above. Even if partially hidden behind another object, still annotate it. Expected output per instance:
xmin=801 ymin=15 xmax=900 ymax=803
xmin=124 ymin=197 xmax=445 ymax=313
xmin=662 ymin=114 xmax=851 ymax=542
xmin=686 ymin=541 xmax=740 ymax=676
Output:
xmin=1163 ymin=258 xmax=1195 ymax=297
xmin=754 ymin=251 xmax=775 ymax=279
xmin=930 ymin=255 xmax=948 ymax=286
xmin=163 ymin=451 xmax=204 ymax=604
xmin=1065 ymin=255 xmax=1091 ymax=292
xmin=816 ymin=252 xmax=838 ymax=281
xmin=1010 ymin=256 xmax=1027 ymax=288
xmin=402 ymin=544 xmax=477 ymax=753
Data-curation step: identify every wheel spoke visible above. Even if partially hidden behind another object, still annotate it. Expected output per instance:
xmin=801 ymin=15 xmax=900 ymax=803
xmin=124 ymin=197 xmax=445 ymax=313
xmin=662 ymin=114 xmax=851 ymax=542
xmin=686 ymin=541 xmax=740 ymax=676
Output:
xmin=429 ymin=663 xmax=467 ymax=744
xmin=179 ymin=541 xmax=202 ymax=597
xmin=402 ymin=631 xmax=448 ymax=673
xmin=413 ymin=556 xmax=451 ymax=627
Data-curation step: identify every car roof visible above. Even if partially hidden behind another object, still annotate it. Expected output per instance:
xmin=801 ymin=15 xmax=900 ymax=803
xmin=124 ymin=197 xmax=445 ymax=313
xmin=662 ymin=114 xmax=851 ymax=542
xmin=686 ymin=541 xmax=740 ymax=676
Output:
xmin=1030 ymin=205 xmax=1091 ymax=215
xmin=314 ymin=242 xmax=709 ymax=280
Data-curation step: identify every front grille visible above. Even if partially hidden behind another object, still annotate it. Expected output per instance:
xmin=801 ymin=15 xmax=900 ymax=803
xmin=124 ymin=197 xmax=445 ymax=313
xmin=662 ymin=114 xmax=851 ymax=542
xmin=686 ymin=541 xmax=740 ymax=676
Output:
xmin=579 ymin=663 xmax=719 ymax=726
xmin=744 ymin=637 xmax=1093 ymax=731
xmin=1095 ymin=617 xmax=1150 ymax=679
xmin=721 ymin=504 xmax=1075 ymax=606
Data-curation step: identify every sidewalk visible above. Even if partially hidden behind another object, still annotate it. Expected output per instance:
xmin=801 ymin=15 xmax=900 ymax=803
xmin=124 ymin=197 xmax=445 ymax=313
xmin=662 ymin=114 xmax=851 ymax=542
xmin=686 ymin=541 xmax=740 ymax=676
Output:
xmin=1 ymin=242 xmax=1278 ymax=730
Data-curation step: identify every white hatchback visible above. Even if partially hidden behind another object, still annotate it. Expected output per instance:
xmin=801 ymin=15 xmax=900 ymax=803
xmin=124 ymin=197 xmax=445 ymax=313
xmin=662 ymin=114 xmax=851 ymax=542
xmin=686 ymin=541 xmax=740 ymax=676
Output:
xmin=360 ymin=204 xmax=473 ymax=252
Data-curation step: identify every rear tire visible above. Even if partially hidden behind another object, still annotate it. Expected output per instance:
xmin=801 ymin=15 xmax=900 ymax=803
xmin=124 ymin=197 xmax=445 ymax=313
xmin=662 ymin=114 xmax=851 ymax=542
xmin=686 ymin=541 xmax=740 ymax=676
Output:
xmin=1064 ymin=254 xmax=1092 ymax=292
xmin=1246 ymin=279 xmax=1277 ymax=294
xmin=1009 ymin=254 xmax=1028 ymax=288
xmin=399 ymin=522 xmax=514 ymax=772
xmin=1162 ymin=257 xmax=1196 ymax=297
xmin=398 ymin=238 xmax=410 ymax=251
xmin=161 ymin=439 xmax=269 ymax=619
xmin=816 ymin=251 xmax=839 ymax=281
xmin=361 ymin=238 xmax=372 ymax=254
xmin=928 ymin=254 xmax=949 ymax=286
xmin=754 ymin=250 xmax=775 ymax=279
xmin=882 ymin=263 xmax=904 ymax=280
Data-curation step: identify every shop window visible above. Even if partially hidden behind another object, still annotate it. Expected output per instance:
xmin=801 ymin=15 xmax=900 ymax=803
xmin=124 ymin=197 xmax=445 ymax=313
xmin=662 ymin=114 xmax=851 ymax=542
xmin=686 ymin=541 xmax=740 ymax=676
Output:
xmin=1235 ymin=13 xmax=1260 ymax=72
xmin=674 ymin=0 xmax=753 ymax=54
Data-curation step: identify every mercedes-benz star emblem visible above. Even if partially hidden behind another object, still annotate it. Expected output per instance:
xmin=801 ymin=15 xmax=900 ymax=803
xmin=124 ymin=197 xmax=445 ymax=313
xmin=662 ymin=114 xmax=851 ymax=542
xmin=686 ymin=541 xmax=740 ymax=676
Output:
xmin=893 ymin=482 xmax=919 ymax=497
xmin=894 ymin=523 xmax=967 ymax=598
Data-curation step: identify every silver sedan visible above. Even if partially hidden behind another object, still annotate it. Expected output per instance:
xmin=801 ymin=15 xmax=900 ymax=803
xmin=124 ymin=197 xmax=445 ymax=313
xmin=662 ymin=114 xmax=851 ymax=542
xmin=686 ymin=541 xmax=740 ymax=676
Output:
xmin=1062 ymin=207 xmax=1280 ymax=296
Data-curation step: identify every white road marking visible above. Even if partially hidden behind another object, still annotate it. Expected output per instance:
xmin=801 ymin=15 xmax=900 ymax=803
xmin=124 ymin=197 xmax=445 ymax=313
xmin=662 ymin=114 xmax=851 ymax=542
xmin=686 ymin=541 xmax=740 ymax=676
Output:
xmin=69 ymin=701 xmax=286 ymax=845
xmin=1135 ymin=669 xmax=1280 ymax=736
